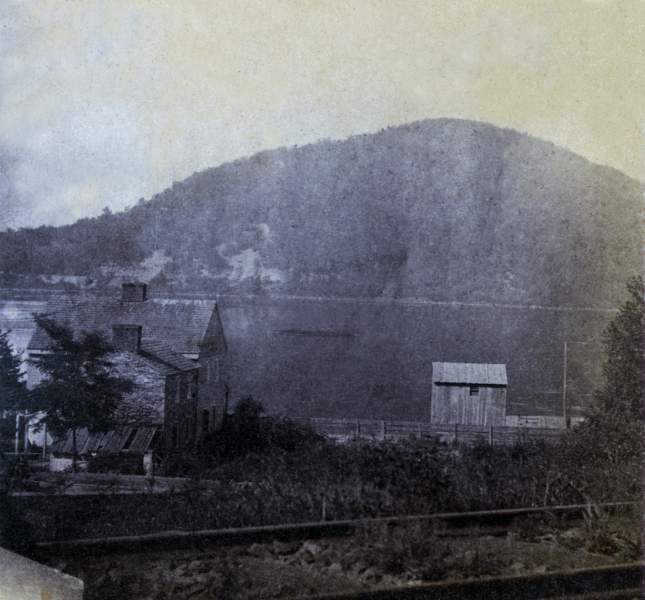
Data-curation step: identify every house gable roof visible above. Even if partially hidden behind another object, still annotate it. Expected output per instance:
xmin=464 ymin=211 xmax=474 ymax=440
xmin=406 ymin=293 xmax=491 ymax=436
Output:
xmin=27 ymin=294 xmax=221 ymax=355
xmin=432 ymin=362 xmax=508 ymax=386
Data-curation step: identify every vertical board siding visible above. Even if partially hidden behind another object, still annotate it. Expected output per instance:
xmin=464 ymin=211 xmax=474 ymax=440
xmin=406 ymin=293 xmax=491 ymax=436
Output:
xmin=431 ymin=384 xmax=506 ymax=426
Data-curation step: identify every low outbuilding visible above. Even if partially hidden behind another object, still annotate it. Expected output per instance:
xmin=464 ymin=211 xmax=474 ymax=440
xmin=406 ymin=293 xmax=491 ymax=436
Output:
xmin=431 ymin=362 xmax=507 ymax=426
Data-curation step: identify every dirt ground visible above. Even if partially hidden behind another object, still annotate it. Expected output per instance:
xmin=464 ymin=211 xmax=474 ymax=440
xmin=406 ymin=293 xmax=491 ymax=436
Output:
xmin=50 ymin=516 xmax=639 ymax=600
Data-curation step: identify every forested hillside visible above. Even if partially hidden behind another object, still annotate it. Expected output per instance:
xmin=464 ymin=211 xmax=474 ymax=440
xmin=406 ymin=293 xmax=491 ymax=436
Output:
xmin=1 ymin=119 xmax=640 ymax=418
xmin=0 ymin=118 xmax=640 ymax=308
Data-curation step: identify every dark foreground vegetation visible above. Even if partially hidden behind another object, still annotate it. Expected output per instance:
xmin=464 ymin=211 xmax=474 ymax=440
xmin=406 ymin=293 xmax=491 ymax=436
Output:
xmin=8 ymin=418 xmax=639 ymax=544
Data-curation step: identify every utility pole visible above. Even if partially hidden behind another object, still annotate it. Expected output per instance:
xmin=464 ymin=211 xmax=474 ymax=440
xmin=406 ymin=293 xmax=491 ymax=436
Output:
xmin=562 ymin=339 xmax=594 ymax=428
xmin=562 ymin=340 xmax=568 ymax=424
xmin=42 ymin=422 xmax=47 ymax=460
xmin=14 ymin=412 xmax=19 ymax=454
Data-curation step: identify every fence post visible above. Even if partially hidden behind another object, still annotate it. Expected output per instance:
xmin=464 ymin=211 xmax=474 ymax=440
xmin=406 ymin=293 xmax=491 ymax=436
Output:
xmin=356 ymin=419 xmax=360 ymax=438
xmin=417 ymin=422 xmax=422 ymax=438
xmin=42 ymin=422 xmax=48 ymax=460
xmin=380 ymin=420 xmax=386 ymax=441
xmin=489 ymin=425 xmax=494 ymax=445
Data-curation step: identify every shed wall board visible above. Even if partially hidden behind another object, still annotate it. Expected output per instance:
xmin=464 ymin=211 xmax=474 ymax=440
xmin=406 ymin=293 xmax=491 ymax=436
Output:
xmin=431 ymin=384 xmax=506 ymax=425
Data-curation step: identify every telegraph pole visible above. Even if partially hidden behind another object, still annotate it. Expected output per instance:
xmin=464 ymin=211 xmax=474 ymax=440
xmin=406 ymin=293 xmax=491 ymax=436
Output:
xmin=562 ymin=339 xmax=595 ymax=428
xmin=562 ymin=341 xmax=568 ymax=424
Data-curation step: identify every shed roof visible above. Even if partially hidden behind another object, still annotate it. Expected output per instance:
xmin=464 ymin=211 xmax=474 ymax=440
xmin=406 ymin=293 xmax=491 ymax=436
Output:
xmin=432 ymin=362 xmax=507 ymax=385
xmin=27 ymin=294 xmax=221 ymax=355
xmin=140 ymin=338 xmax=198 ymax=372
xmin=51 ymin=426 xmax=159 ymax=455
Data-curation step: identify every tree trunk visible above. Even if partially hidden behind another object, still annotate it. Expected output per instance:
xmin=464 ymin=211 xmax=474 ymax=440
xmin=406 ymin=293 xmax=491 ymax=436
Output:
xmin=222 ymin=384 xmax=230 ymax=427
xmin=71 ymin=428 xmax=77 ymax=473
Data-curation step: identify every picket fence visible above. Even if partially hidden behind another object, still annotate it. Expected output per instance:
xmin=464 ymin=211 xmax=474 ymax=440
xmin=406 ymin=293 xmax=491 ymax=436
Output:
xmin=295 ymin=417 xmax=565 ymax=446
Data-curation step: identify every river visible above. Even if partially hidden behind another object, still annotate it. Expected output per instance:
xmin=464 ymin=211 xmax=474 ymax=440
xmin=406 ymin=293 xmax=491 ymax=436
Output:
xmin=0 ymin=289 xmax=608 ymax=419
xmin=0 ymin=299 xmax=48 ymax=359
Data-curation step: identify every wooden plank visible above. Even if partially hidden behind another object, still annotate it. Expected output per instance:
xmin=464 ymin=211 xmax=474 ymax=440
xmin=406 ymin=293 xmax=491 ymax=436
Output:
xmin=304 ymin=416 xmax=565 ymax=446
xmin=128 ymin=427 xmax=158 ymax=453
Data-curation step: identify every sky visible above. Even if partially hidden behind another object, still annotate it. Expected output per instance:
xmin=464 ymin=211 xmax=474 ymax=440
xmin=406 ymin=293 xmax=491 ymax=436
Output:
xmin=1 ymin=0 xmax=643 ymax=230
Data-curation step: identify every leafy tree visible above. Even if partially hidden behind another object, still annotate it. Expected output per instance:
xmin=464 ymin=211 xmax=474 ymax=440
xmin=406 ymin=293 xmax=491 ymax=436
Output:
xmin=555 ymin=277 xmax=643 ymax=504
xmin=201 ymin=397 xmax=323 ymax=462
xmin=27 ymin=315 xmax=135 ymax=469
xmin=593 ymin=275 xmax=643 ymax=419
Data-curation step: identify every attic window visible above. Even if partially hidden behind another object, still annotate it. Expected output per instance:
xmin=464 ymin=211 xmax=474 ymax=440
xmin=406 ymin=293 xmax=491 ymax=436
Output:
xmin=469 ymin=385 xmax=480 ymax=396
xmin=121 ymin=283 xmax=147 ymax=302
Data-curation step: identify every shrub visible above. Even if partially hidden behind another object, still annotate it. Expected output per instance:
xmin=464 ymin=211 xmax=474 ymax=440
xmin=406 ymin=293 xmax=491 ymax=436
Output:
xmin=200 ymin=397 xmax=325 ymax=462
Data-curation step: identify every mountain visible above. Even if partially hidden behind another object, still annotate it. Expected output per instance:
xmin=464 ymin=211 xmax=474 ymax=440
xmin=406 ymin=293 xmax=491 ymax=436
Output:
xmin=0 ymin=119 xmax=641 ymax=418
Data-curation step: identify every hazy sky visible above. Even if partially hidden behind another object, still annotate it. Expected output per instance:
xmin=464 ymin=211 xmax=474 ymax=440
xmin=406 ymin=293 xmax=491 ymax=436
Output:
xmin=1 ymin=0 xmax=643 ymax=230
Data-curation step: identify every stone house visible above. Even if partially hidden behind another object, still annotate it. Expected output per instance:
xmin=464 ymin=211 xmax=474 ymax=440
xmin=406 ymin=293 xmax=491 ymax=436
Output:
xmin=26 ymin=283 xmax=227 ymax=455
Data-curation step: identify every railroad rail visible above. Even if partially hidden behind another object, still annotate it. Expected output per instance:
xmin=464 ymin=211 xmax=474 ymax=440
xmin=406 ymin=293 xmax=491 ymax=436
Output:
xmin=304 ymin=562 xmax=643 ymax=600
xmin=33 ymin=501 xmax=636 ymax=559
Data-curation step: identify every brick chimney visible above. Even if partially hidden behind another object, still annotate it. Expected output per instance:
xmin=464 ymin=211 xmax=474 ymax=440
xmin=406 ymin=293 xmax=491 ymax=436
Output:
xmin=112 ymin=324 xmax=142 ymax=353
xmin=121 ymin=282 xmax=147 ymax=302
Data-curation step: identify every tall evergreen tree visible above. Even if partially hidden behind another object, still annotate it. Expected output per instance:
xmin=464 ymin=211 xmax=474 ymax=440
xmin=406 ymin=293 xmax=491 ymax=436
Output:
xmin=0 ymin=329 xmax=28 ymax=451
xmin=27 ymin=315 xmax=135 ymax=467
xmin=0 ymin=329 xmax=26 ymax=412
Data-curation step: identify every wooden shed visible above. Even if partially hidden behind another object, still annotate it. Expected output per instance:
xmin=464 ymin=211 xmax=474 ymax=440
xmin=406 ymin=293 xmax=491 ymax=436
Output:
xmin=431 ymin=362 xmax=507 ymax=426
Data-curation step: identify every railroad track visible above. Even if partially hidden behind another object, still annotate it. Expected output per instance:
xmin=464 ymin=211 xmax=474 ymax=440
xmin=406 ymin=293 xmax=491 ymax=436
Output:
xmin=33 ymin=501 xmax=636 ymax=559
xmin=304 ymin=562 xmax=643 ymax=600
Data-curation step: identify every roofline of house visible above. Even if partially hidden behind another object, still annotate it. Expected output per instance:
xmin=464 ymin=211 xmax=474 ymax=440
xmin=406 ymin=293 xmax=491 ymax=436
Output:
xmin=433 ymin=381 xmax=507 ymax=387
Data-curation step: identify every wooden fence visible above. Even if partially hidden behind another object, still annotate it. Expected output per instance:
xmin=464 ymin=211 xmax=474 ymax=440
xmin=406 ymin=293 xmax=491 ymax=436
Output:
xmin=295 ymin=417 xmax=565 ymax=446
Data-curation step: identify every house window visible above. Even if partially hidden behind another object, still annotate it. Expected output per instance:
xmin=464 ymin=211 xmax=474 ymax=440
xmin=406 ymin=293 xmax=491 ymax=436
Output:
xmin=171 ymin=424 xmax=178 ymax=448
xmin=202 ymin=409 xmax=210 ymax=434
xmin=189 ymin=372 xmax=198 ymax=399
xmin=469 ymin=385 xmax=480 ymax=396
xmin=203 ymin=358 xmax=219 ymax=383
xmin=176 ymin=376 xmax=182 ymax=403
